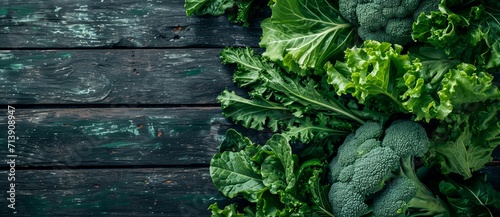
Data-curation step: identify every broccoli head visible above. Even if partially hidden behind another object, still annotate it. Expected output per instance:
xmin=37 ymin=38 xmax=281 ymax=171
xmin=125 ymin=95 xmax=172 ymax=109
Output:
xmin=328 ymin=120 xmax=449 ymax=217
xmin=339 ymin=0 xmax=440 ymax=45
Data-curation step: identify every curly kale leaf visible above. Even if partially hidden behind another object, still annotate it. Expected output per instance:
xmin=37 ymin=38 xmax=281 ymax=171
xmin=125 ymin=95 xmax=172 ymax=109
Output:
xmin=219 ymin=47 xmax=377 ymax=144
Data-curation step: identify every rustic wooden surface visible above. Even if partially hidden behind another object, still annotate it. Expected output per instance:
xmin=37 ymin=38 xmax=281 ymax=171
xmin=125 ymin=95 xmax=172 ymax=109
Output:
xmin=0 ymin=0 xmax=264 ymax=48
xmin=0 ymin=168 xmax=228 ymax=217
xmin=0 ymin=49 xmax=241 ymax=105
xmin=0 ymin=107 xmax=270 ymax=167
xmin=0 ymin=0 xmax=498 ymax=216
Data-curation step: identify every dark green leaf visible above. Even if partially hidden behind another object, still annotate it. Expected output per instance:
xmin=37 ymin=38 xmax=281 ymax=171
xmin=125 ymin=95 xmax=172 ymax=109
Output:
xmin=218 ymin=90 xmax=294 ymax=131
xmin=210 ymin=146 xmax=267 ymax=202
xmin=219 ymin=129 xmax=254 ymax=152
xmin=440 ymin=175 xmax=500 ymax=217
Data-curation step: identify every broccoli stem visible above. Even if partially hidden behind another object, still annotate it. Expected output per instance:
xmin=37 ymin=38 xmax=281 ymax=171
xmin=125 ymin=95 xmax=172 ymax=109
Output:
xmin=399 ymin=157 xmax=450 ymax=217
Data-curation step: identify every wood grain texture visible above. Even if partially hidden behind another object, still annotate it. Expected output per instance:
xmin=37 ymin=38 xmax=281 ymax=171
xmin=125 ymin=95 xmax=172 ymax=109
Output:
xmin=0 ymin=0 xmax=266 ymax=48
xmin=0 ymin=107 xmax=271 ymax=167
xmin=0 ymin=168 xmax=230 ymax=217
xmin=0 ymin=49 xmax=243 ymax=105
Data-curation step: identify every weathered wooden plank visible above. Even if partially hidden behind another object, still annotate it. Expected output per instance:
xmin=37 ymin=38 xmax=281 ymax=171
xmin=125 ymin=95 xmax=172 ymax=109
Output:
xmin=0 ymin=0 xmax=265 ymax=48
xmin=0 ymin=167 xmax=497 ymax=217
xmin=0 ymin=49 xmax=242 ymax=105
xmin=0 ymin=168 xmax=229 ymax=217
xmin=0 ymin=107 xmax=270 ymax=167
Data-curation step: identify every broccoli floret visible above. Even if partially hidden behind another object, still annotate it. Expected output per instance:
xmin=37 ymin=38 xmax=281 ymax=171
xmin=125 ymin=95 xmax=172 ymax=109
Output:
xmin=373 ymin=176 xmax=449 ymax=217
xmin=373 ymin=177 xmax=418 ymax=217
xmin=357 ymin=138 xmax=381 ymax=156
xmin=329 ymin=122 xmax=383 ymax=181
xmin=339 ymin=0 xmax=439 ymax=45
xmin=329 ymin=182 xmax=369 ymax=217
xmin=382 ymin=120 xmax=429 ymax=158
xmin=352 ymin=121 xmax=384 ymax=141
xmin=351 ymin=146 xmax=400 ymax=195
xmin=328 ymin=120 xmax=449 ymax=217
xmin=337 ymin=164 xmax=355 ymax=182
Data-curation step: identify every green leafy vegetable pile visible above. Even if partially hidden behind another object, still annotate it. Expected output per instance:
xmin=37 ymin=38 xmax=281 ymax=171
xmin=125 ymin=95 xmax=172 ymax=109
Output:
xmin=185 ymin=0 xmax=500 ymax=216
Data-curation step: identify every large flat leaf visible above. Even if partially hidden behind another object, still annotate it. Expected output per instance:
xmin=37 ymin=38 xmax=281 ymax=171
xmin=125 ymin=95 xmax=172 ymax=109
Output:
xmin=210 ymin=147 xmax=266 ymax=202
xmin=260 ymin=0 xmax=354 ymax=71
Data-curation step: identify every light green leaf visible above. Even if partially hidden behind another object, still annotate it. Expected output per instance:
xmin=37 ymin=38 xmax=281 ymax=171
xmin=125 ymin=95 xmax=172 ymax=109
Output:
xmin=412 ymin=3 xmax=500 ymax=69
xmin=325 ymin=61 xmax=353 ymax=96
xmin=260 ymin=0 xmax=354 ymax=71
xmin=326 ymin=40 xmax=410 ymax=116
xmin=439 ymin=63 xmax=500 ymax=106
xmin=208 ymin=203 xmax=250 ymax=217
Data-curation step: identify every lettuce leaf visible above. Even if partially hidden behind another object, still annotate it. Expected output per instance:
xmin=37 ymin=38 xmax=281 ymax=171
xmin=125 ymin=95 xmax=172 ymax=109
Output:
xmin=412 ymin=0 xmax=500 ymax=70
xmin=326 ymin=41 xmax=410 ymax=116
xmin=327 ymin=41 xmax=500 ymax=122
xmin=403 ymin=60 xmax=500 ymax=121
xmin=208 ymin=203 xmax=251 ymax=217
xmin=260 ymin=0 xmax=355 ymax=72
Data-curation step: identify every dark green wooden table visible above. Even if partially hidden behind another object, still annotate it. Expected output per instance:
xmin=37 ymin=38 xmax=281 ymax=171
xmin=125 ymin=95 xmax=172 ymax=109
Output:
xmin=0 ymin=1 xmax=498 ymax=216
